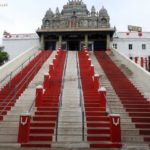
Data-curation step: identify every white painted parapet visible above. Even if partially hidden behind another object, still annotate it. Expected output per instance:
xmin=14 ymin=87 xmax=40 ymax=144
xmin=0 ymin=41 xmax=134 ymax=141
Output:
xmin=0 ymin=46 xmax=40 ymax=88
xmin=112 ymin=48 xmax=150 ymax=91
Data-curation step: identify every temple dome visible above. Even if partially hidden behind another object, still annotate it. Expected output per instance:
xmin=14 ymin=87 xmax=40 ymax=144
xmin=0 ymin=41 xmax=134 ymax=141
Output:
xmin=91 ymin=6 xmax=96 ymax=16
xmin=45 ymin=8 xmax=54 ymax=18
xmin=61 ymin=0 xmax=89 ymax=16
xmin=99 ymin=6 xmax=109 ymax=18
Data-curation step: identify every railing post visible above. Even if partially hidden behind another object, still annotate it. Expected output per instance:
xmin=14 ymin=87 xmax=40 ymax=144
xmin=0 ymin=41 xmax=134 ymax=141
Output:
xmin=134 ymin=57 xmax=138 ymax=64
xmin=93 ymin=74 xmax=100 ymax=90
xmin=140 ymin=57 xmax=144 ymax=68
xmin=44 ymin=73 xmax=50 ymax=89
xmin=53 ymin=58 xmax=57 ymax=67
xmin=86 ymin=54 xmax=89 ymax=60
xmin=109 ymin=114 xmax=121 ymax=143
xmin=49 ymin=63 xmax=54 ymax=76
xmin=145 ymin=58 xmax=148 ymax=70
xmin=98 ymin=87 xmax=106 ymax=111
xmin=88 ymin=58 xmax=91 ymax=66
xmin=35 ymin=85 xmax=43 ymax=107
xmin=18 ymin=112 xmax=31 ymax=143
xmin=90 ymin=64 xmax=94 ymax=77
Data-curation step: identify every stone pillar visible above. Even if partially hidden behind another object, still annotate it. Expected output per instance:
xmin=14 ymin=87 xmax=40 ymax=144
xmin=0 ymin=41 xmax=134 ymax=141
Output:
xmin=35 ymin=85 xmax=43 ymax=107
xmin=40 ymin=34 xmax=44 ymax=49
xmin=106 ymin=34 xmax=111 ymax=51
xmin=109 ymin=114 xmax=121 ymax=143
xmin=18 ymin=112 xmax=31 ymax=143
xmin=58 ymin=35 xmax=62 ymax=48
xmin=84 ymin=34 xmax=88 ymax=48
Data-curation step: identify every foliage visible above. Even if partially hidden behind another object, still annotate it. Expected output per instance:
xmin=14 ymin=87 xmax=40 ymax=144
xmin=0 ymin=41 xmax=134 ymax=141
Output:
xmin=0 ymin=50 xmax=9 ymax=66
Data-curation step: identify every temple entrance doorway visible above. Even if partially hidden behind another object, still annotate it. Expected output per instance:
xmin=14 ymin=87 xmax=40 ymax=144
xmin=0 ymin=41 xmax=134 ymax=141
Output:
xmin=68 ymin=41 xmax=80 ymax=51
xmin=94 ymin=40 xmax=106 ymax=51
xmin=45 ymin=41 xmax=56 ymax=50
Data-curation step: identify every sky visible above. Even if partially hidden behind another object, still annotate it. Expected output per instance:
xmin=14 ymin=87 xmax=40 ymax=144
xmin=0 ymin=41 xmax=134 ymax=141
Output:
xmin=0 ymin=0 xmax=150 ymax=44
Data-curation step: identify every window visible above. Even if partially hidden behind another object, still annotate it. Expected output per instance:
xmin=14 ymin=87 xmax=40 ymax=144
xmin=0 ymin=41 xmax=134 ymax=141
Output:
xmin=129 ymin=44 xmax=133 ymax=50
xmin=113 ymin=43 xmax=117 ymax=49
xmin=142 ymin=44 xmax=146 ymax=50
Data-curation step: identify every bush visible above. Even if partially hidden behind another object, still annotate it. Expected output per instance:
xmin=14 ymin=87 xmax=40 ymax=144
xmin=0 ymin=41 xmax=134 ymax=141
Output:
xmin=0 ymin=50 xmax=9 ymax=66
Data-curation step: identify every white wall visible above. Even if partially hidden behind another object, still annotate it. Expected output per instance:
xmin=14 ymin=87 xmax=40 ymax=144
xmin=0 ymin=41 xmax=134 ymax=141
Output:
xmin=113 ymin=38 xmax=150 ymax=57
xmin=3 ymin=39 xmax=40 ymax=60
xmin=112 ymin=32 xmax=150 ymax=58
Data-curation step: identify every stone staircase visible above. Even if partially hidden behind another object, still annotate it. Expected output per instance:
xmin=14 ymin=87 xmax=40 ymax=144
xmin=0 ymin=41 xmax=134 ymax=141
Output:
xmin=78 ymin=51 xmax=122 ymax=149
xmin=52 ymin=51 xmax=88 ymax=148
xmin=94 ymin=51 xmax=150 ymax=150
xmin=0 ymin=50 xmax=150 ymax=150
xmin=0 ymin=51 xmax=56 ymax=147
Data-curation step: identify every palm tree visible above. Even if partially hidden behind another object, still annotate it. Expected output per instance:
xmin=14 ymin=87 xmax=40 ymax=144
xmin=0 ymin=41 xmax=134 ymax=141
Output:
xmin=0 ymin=49 xmax=9 ymax=66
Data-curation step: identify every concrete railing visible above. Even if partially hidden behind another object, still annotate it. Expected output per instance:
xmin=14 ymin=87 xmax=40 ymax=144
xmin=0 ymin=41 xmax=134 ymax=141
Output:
xmin=112 ymin=48 xmax=150 ymax=91
xmin=0 ymin=46 xmax=40 ymax=88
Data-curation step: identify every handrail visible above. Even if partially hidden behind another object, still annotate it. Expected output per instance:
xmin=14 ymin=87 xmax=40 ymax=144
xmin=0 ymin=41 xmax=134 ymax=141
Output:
xmin=23 ymin=52 xmax=49 ymax=114
xmin=0 ymin=52 xmax=46 ymax=115
xmin=55 ymin=50 xmax=68 ymax=142
xmin=76 ymin=51 xmax=85 ymax=141
xmin=0 ymin=50 xmax=39 ymax=90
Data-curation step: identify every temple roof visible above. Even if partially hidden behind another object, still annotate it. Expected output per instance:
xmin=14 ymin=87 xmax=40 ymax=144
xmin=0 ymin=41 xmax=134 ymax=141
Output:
xmin=61 ymin=0 xmax=89 ymax=16
xmin=38 ymin=0 xmax=113 ymax=31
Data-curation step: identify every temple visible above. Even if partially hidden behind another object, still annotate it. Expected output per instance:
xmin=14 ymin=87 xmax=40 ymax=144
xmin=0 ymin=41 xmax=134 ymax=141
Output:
xmin=37 ymin=0 xmax=115 ymax=51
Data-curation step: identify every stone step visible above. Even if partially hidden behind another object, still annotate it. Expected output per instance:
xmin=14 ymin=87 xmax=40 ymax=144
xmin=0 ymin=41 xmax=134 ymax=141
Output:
xmin=58 ymin=116 xmax=82 ymax=122
xmin=0 ymin=127 xmax=18 ymax=134
xmin=122 ymin=136 xmax=144 ymax=143
xmin=121 ymin=129 xmax=139 ymax=136
xmin=57 ymin=128 xmax=84 ymax=135
xmin=58 ymin=122 xmax=82 ymax=128
xmin=52 ymin=142 xmax=89 ymax=148
xmin=59 ymin=113 xmax=82 ymax=117
xmin=0 ymin=122 xmax=19 ymax=128
xmin=0 ymin=135 xmax=17 ymax=142
xmin=56 ymin=135 xmax=83 ymax=142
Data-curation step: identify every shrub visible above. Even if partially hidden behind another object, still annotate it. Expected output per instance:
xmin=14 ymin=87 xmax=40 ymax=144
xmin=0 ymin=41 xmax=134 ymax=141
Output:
xmin=0 ymin=50 xmax=9 ymax=66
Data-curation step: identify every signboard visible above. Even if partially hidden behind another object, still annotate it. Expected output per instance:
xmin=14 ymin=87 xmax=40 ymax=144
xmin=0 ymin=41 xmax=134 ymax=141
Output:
xmin=128 ymin=25 xmax=142 ymax=32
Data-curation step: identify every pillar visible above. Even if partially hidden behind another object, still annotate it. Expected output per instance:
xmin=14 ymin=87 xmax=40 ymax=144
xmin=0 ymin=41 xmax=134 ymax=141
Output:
xmin=35 ymin=85 xmax=43 ymax=107
xmin=109 ymin=114 xmax=121 ymax=143
xmin=98 ymin=87 xmax=106 ymax=111
xmin=106 ymin=34 xmax=111 ymax=51
xmin=18 ymin=112 xmax=31 ymax=143
xmin=93 ymin=74 xmax=100 ymax=90
xmin=44 ymin=73 xmax=50 ymax=89
xmin=49 ymin=63 xmax=54 ymax=76
xmin=58 ymin=35 xmax=62 ymax=48
xmin=84 ymin=34 xmax=88 ymax=49
xmin=90 ymin=65 xmax=94 ymax=77
xmin=40 ymin=34 xmax=44 ymax=49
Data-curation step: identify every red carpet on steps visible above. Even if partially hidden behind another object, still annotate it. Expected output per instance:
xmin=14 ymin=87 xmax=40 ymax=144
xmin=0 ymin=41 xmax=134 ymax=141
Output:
xmin=22 ymin=51 xmax=66 ymax=147
xmin=78 ymin=51 xmax=122 ymax=148
xmin=0 ymin=51 xmax=51 ymax=121
xmin=95 ymin=51 xmax=150 ymax=147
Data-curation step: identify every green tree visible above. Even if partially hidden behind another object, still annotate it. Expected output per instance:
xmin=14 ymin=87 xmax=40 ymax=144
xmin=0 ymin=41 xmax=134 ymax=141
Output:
xmin=0 ymin=50 xmax=9 ymax=66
